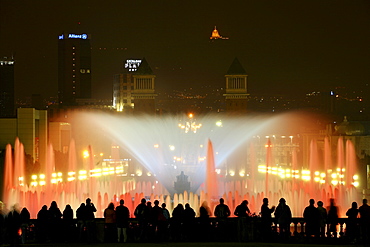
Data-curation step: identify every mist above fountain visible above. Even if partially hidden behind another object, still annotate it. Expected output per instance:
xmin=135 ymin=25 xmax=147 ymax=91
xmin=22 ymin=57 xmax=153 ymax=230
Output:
xmin=1 ymin=111 xmax=361 ymax=217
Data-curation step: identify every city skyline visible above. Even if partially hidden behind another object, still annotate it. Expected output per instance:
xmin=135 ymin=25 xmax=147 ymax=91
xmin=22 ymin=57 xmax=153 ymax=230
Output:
xmin=0 ymin=0 xmax=369 ymax=101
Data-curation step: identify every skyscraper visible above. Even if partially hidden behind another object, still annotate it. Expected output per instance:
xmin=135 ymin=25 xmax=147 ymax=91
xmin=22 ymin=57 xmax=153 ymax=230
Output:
xmin=58 ymin=33 xmax=91 ymax=106
xmin=0 ymin=58 xmax=15 ymax=117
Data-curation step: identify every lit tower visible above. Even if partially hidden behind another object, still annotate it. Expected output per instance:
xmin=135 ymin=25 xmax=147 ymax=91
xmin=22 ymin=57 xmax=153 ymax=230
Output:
xmin=132 ymin=58 xmax=157 ymax=114
xmin=223 ymin=58 xmax=249 ymax=113
xmin=58 ymin=33 xmax=92 ymax=106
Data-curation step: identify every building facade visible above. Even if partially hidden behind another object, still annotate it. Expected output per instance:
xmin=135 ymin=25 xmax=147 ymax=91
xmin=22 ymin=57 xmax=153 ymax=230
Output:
xmin=0 ymin=58 xmax=15 ymax=118
xmin=223 ymin=58 xmax=249 ymax=113
xmin=58 ymin=33 xmax=92 ymax=106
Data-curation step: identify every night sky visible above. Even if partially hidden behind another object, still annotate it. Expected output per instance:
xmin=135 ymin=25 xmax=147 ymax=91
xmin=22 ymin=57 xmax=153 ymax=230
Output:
xmin=1 ymin=0 xmax=369 ymax=100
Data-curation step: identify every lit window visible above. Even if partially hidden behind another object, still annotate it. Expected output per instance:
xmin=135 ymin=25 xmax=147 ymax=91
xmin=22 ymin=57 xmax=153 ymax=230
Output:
xmin=72 ymin=47 xmax=75 ymax=50
xmin=80 ymin=69 xmax=85 ymax=73
xmin=73 ymin=63 xmax=75 ymax=66
xmin=86 ymin=69 xmax=90 ymax=73
xmin=72 ymin=74 xmax=75 ymax=77
xmin=72 ymin=58 xmax=75 ymax=61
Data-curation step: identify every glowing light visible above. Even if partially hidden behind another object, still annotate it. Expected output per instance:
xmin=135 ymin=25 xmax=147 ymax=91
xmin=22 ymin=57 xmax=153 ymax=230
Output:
xmin=353 ymin=181 xmax=359 ymax=187
xmin=154 ymin=144 xmax=159 ymax=148
xmin=169 ymin=145 xmax=175 ymax=151
xmin=31 ymin=175 xmax=37 ymax=180
xmin=39 ymin=174 xmax=45 ymax=179
xmin=83 ymin=150 xmax=89 ymax=158
xmin=216 ymin=121 xmax=223 ymax=127
xmin=229 ymin=170 xmax=235 ymax=176
xmin=353 ymin=175 xmax=359 ymax=180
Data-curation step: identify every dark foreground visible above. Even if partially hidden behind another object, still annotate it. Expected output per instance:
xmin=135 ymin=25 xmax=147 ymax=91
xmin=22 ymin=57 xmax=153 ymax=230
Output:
xmin=16 ymin=242 xmax=361 ymax=247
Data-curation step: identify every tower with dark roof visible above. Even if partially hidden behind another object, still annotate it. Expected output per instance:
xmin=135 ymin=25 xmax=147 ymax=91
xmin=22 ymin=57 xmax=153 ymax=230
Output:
xmin=132 ymin=58 xmax=157 ymax=114
xmin=223 ymin=58 xmax=249 ymax=113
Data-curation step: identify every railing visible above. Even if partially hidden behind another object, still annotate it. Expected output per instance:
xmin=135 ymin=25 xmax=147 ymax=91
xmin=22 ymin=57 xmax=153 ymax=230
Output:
xmin=14 ymin=217 xmax=362 ymax=244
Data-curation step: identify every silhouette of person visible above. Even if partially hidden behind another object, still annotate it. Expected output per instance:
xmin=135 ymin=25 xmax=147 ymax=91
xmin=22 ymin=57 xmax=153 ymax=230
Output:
xmin=260 ymin=198 xmax=275 ymax=241
xmin=62 ymin=204 xmax=74 ymax=242
xmin=346 ymin=201 xmax=359 ymax=243
xmin=103 ymin=202 xmax=116 ymax=242
xmin=234 ymin=200 xmax=251 ymax=242
xmin=116 ymin=199 xmax=130 ymax=243
xmin=76 ymin=203 xmax=86 ymax=242
xmin=317 ymin=201 xmax=327 ymax=238
xmin=172 ymin=203 xmax=184 ymax=241
xmin=274 ymin=198 xmax=292 ymax=241
xmin=145 ymin=201 xmax=154 ymax=240
xmin=215 ymin=198 xmax=231 ymax=218
xmin=327 ymin=198 xmax=339 ymax=238
xmin=7 ymin=204 xmax=21 ymax=247
xmin=199 ymin=201 xmax=211 ymax=241
xmin=20 ymin=207 xmax=30 ymax=244
xmin=36 ymin=205 xmax=49 ymax=242
xmin=151 ymin=200 xmax=165 ymax=241
xmin=358 ymin=198 xmax=370 ymax=243
xmin=48 ymin=201 xmax=62 ymax=242
xmin=214 ymin=198 xmax=231 ymax=241
xmin=134 ymin=198 xmax=148 ymax=241
xmin=84 ymin=198 xmax=97 ymax=242
xmin=183 ymin=203 xmax=196 ymax=241
xmin=161 ymin=203 xmax=170 ymax=241
xmin=303 ymin=199 xmax=320 ymax=239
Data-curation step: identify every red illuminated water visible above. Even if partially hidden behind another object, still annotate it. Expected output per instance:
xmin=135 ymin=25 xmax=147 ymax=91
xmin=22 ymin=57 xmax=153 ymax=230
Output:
xmin=1 ymin=127 xmax=361 ymax=218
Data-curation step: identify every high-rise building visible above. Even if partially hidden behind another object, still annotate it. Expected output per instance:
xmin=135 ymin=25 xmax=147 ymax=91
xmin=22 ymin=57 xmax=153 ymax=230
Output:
xmin=223 ymin=58 xmax=249 ymax=113
xmin=113 ymin=59 xmax=142 ymax=112
xmin=0 ymin=58 xmax=15 ymax=117
xmin=132 ymin=58 xmax=157 ymax=114
xmin=113 ymin=58 xmax=157 ymax=114
xmin=58 ymin=33 xmax=91 ymax=107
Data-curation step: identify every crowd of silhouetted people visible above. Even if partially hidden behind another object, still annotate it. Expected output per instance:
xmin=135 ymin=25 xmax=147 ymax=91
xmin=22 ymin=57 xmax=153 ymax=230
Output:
xmin=1 ymin=196 xmax=370 ymax=245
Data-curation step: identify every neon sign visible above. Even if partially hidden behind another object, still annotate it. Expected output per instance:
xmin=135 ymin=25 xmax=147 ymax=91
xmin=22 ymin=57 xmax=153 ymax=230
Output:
xmin=58 ymin=33 xmax=88 ymax=40
xmin=124 ymin=59 xmax=142 ymax=72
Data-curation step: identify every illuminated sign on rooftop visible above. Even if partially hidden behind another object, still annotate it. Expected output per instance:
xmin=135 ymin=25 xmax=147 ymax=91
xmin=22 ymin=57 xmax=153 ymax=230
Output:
xmin=58 ymin=33 xmax=88 ymax=40
xmin=124 ymin=59 xmax=142 ymax=72
xmin=0 ymin=60 xmax=14 ymax=66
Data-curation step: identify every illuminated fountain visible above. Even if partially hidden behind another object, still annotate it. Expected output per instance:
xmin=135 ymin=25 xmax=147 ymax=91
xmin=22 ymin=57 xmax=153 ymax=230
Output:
xmin=1 ymin=112 xmax=362 ymax=217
